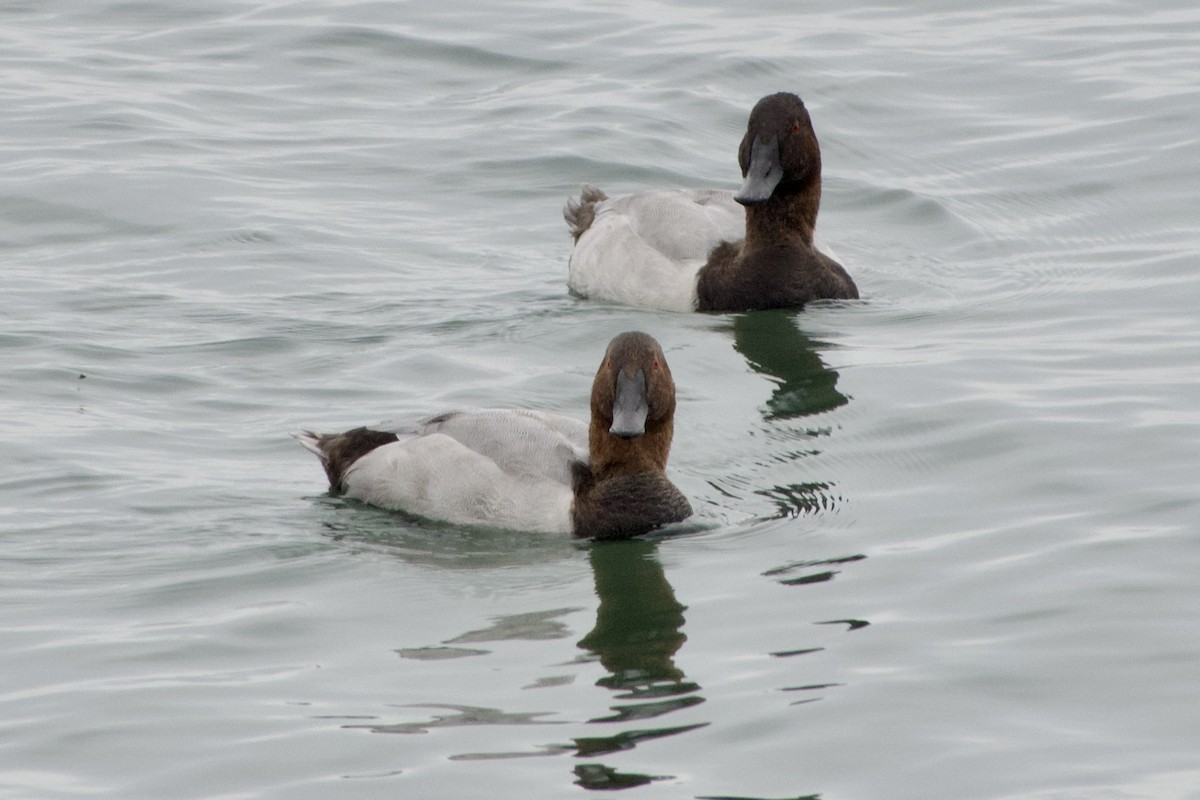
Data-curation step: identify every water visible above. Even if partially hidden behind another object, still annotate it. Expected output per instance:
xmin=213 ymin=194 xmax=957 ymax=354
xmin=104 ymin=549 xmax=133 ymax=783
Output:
xmin=3 ymin=0 xmax=1199 ymax=797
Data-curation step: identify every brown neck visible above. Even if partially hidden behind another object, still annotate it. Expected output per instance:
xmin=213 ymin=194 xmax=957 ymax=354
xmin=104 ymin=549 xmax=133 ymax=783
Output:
xmin=743 ymin=176 xmax=820 ymax=250
xmin=589 ymin=419 xmax=673 ymax=479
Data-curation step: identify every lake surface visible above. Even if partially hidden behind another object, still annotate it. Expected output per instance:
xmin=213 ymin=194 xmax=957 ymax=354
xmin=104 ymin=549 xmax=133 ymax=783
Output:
xmin=3 ymin=1 xmax=1199 ymax=798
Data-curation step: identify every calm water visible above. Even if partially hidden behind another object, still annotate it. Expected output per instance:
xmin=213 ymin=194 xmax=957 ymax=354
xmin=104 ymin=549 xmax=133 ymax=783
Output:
xmin=3 ymin=1 xmax=1199 ymax=798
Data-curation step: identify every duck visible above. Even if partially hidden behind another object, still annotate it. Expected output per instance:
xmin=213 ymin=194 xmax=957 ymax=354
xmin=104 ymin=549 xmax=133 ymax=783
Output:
xmin=295 ymin=331 xmax=692 ymax=540
xmin=564 ymin=92 xmax=858 ymax=313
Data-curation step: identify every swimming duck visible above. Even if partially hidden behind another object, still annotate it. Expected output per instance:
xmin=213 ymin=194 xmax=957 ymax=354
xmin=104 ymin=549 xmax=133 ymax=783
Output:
xmin=564 ymin=92 xmax=858 ymax=313
xmin=296 ymin=331 xmax=692 ymax=539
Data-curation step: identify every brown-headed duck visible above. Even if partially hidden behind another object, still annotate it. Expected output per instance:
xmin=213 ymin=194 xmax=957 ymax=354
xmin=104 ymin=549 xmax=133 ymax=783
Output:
xmin=296 ymin=331 xmax=691 ymax=539
xmin=564 ymin=92 xmax=858 ymax=313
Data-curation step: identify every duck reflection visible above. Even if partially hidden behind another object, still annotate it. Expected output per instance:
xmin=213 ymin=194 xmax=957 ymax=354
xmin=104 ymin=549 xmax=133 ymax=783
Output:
xmin=578 ymin=539 xmax=690 ymax=690
xmin=724 ymin=309 xmax=851 ymax=519
xmin=572 ymin=538 xmax=705 ymax=789
xmin=729 ymin=309 xmax=848 ymax=420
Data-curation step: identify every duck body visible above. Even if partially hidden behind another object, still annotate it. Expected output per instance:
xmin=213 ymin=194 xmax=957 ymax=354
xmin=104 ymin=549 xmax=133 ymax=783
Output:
xmin=566 ymin=188 xmax=744 ymax=312
xmin=297 ymin=332 xmax=692 ymax=540
xmin=565 ymin=92 xmax=859 ymax=313
xmin=298 ymin=410 xmax=587 ymax=533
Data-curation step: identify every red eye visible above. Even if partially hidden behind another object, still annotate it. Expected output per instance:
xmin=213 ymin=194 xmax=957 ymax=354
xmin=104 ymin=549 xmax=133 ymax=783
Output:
xmin=790 ymin=120 xmax=801 ymax=135
xmin=652 ymin=360 xmax=659 ymax=370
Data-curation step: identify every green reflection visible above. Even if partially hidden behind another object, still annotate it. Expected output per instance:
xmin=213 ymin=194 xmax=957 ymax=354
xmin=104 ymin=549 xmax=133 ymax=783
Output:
xmin=571 ymin=539 xmax=705 ymax=786
xmin=574 ymin=762 xmax=670 ymax=790
xmin=729 ymin=310 xmax=847 ymax=420
xmin=574 ymin=722 xmax=708 ymax=757
xmin=577 ymin=539 xmax=690 ymax=690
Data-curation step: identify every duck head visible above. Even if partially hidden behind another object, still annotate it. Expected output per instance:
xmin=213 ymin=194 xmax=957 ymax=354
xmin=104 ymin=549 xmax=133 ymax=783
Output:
xmin=734 ymin=92 xmax=822 ymax=206
xmin=589 ymin=331 xmax=677 ymax=474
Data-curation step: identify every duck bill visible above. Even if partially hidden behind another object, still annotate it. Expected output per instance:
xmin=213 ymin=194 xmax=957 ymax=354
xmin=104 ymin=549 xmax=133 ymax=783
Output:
xmin=609 ymin=369 xmax=649 ymax=438
xmin=734 ymin=134 xmax=782 ymax=205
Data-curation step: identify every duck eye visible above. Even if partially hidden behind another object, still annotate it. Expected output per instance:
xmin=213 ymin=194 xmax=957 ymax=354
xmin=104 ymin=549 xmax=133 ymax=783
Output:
xmin=790 ymin=120 xmax=801 ymax=135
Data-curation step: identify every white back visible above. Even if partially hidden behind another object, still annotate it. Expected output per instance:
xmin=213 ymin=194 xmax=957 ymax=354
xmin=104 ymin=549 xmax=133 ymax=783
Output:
xmin=568 ymin=189 xmax=744 ymax=312
xmin=342 ymin=410 xmax=586 ymax=533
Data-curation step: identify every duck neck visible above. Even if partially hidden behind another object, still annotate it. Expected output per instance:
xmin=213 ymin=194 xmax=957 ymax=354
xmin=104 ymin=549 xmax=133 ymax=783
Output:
xmin=743 ymin=177 xmax=820 ymax=250
xmin=588 ymin=420 xmax=673 ymax=480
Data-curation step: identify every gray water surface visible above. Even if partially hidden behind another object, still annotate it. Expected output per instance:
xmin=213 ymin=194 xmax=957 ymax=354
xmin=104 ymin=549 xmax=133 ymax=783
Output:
xmin=3 ymin=1 xmax=1199 ymax=798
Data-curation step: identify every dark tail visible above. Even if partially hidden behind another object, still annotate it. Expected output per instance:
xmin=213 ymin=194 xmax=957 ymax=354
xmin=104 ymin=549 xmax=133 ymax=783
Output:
xmin=563 ymin=184 xmax=608 ymax=241
xmin=294 ymin=427 xmax=398 ymax=490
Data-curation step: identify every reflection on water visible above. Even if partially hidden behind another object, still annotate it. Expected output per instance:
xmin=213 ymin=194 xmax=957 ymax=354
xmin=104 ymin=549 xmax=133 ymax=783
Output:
xmin=315 ymin=496 xmax=581 ymax=569
xmin=755 ymin=480 xmax=841 ymax=520
xmin=728 ymin=310 xmax=849 ymax=421
xmin=573 ymin=539 xmax=704 ymax=789
xmin=341 ymin=526 xmax=856 ymax=791
xmin=352 ymin=536 xmax=705 ymax=790
xmin=717 ymin=310 xmax=851 ymax=521
xmin=578 ymin=540 xmax=689 ymax=688
xmin=349 ymin=703 xmax=565 ymax=736
xmin=397 ymin=607 xmax=583 ymax=661
xmin=573 ymin=762 xmax=668 ymax=791
xmin=763 ymin=554 xmax=867 ymax=586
